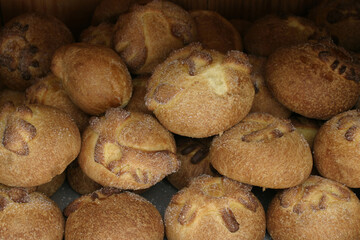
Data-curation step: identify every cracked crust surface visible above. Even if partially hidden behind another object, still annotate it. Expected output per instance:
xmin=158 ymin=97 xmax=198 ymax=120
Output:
xmin=0 ymin=103 xmax=81 ymax=187
xmin=78 ymin=107 xmax=179 ymax=190
xmin=314 ymin=109 xmax=360 ymax=188
xmin=145 ymin=42 xmax=254 ymax=138
xmin=165 ymin=175 xmax=265 ymax=240
xmin=64 ymin=189 xmax=163 ymax=240
xmin=113 ymin=0 xmax=197 ymax=74
xmin=0 ymin=12 xmax=73 ymax=91
xmin=267 ymin=175 xmax=360 ymax=240
xmin=209 ymin=112 xmax=313 ymax=189
xmin=266 ymin=39 xmax=360 ymax=120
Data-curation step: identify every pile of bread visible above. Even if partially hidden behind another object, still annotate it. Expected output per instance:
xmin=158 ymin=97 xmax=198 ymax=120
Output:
xmin=0 ymin=0 xmax=360 ymax=239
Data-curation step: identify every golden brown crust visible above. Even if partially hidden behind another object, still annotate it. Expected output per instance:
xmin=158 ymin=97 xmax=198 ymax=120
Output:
xmin=313 ymin=109 xmax=360 ymax=188
xmin=248 ymin=55 xmax=291 ymax=118
xmin=113 ymin=0 xmax=197 ymax=74
xmin=65 ymin=189 xmax=164 ymax=240
xmin=308 ymin=0 xmax=360 ymax=52
xmin=25 ymin=74 xmax=89 ymax=132
xmin=290 ymin=114 xmax=322 ymax=149
xmin=67 ymin=160 xmax=102 ymax=195
xmin=0 ymin=88 xmax=25 ymax=106
xmin=78 ymin=107 xmax=179 ymax=190
xmin=267 ymin=175 xmax=360 ymax=240
xmin=166 ymin=136 xmax=217 ymax=189
xmin=145 ymin=42 xmax=254 ymax=138
xmin=35 ymin=171 xmax=66 ymax=197
xmin=209 ymin=112 xmax=313 ymax=189
xmin=266 ymin=39 xmax=360 ymax=120
xmin=244 ymin=14 xmax=328 ymax=57
xmin=190 ymin=10 xmax=243 ymax=53
xmin=0 ymin=187 xmax=64 ymax=239
xmin=79 ymin=22 xmax=115 ymax=48
xmin=165 ymin=175 xmax=265 ymax=240
xmin=0 ymin=103 xmax=81 ymax=187
xmin=125 ymin=75 xmax=153 ymax=115
xmin=51 ymin=42 xmax=132 ymax=115
xmin=0 ymin=12 xmax=74 ymax=91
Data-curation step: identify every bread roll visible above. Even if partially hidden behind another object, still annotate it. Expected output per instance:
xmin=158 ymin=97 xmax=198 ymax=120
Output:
xmin=0 ymin=187 xmax=64 ymax=239
xmin=125 ymin=75 xmax=153 ymax=115
xmin=165 ymin=175 xmax=266 ymax=240
xmin=25 ymin=73 xmax=89 ymax=132
xmin=113 ymin=0 xmax=197 ymax=74
xmin=308 ymin=0 xmax=360 ymax=52
xmin=290 ymin=114 xmax=322 ymax=149
xmin=209 ymin=112 xmax=313 ymax=189
xmin=190 ymin=10 xmax=243 ymax=53
xmin=266 ymin=39 xmax=360 ymax=120
xmin=51 ymin=42 xmax=132 ymax=115
xmin=64 ymin=188 xmax=164 ymax=240
xmin=314 ymin=109 xmax=360 ymax=188
xmin=78 ymin=107 xmax=179 ymax=190
xmin=79 ymin=22 xmax=115 ymax=48
xmin=145 ymin=42 xmax=254 ymax=138
xmin=267 ymin=175 xmax=360 ymax=240
xmin=0 ymin=12 xmax=73 ymax=91
xmin=0 ymin=103 xmax=81 ymax=187
xmin=0 ymin=88 xmax=25 ymax=106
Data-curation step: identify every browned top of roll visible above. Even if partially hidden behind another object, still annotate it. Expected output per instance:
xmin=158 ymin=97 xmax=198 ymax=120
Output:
xmin=266 ymin=39 xmax=360 ymax=120
xmin=64 ymin=188 xmax=164 ymax=240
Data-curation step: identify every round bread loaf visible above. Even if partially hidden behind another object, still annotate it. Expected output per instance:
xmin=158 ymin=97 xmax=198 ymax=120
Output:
xmin=209 ymin=112 xmax=313 ymax=189
xmin=113 ymin=0 xmax=197 ymax=74
xmin=266 ymin=39 xmax=360 ymax=120
xmin=79 ymin=22 xmax=115 ymax=48
xmin=0 ymin=187 xmax=64 ymax=239
xmin=145 ymin=42 xmax=254 ymax=138
xmin=0 ymin=12 xmax=73 ymax=91
xmin=0 ymin=103 xmax=81 ymax=187
xmin=64 ymin=188 xmax=164 ymax=240
xmin=165 ymin=175 xmax=266 ymax=240
xmin=308 ymin=0 xmax=360 ymax=52
xmin=313 ymin=109 xmax=360 ymax=188
xmin=51 ymin=42 xmax=132 ymax=115
xmin=190 ymin=10 xmax=243 ymax=53
xmin=290 ymin=114 xmax=322 ymax=149
xmin=267 ymin=175 xmax=360 ymax=240
xmin=166 ymin=135 xmax=217 ymax=189
xmin=25 ymin=73 xmax=89 ymax=132
xmin=248 ymin=55 xmax=291 ymax=118
xmin=243 ymin=14 xmax=327 ymax=57
xmin=78 ymin=107 xmax=179 ymax=190
xmin=67 ymin=160 xmax=102 ymax=195
xmin=125 ymin=75 xmax=153 ymax=115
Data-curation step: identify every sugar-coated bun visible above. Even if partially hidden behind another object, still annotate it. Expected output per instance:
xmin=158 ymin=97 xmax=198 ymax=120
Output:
xmin=165 ymin=175 xmax=266 ymax=240
xmin=51 ymin=42 xmax=132 ymax=115
xmin=244 ymin=14 xmax=328 ymax=57
xmin=64 ymin=188 xmax=164 ymax=240
xmin=290 ymin=114 xmax=322 ymax=149
xmin=248 ymin=55 xmax=291 ymax=118
xmin=78 ymin=107 xmax=179 ymax=190
xmin=266 ymin=39 xmax=360 ymax=120
xmin=209 ymin=112 xmax=313 ymax=189
xmin=25 ymin=74 xmax=89 ymax=132
xmin=0 ymin=12 xmax=73 ymax=91
xmin=190 ymin=10 xmax=243 ymax=53
xmin=146 ymin=42 xmax=254 ymax=138
xmin=166 ymin=136 xmax=217 ymax=189
xmin=79 ymin=22 xmax=115 ymax=48
xmin=267 ymin=175 xmax=360 ymax=240
xmin=0 ymin=187 xmax=64 ymax=239
xmin=67 ymin=160 xmax=102 ymax=195
xmin=314 ymin=109 xmax=360 ymax=188
xmin=113 ymin=0 xmax=197 ymax=74
xmin=308 ymin=0 xmax=360 ymax=52
xmin=0 ymin=103 xmax=81 ymax=187
xmin=125 ymin=75 xmax=153 ymax=115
